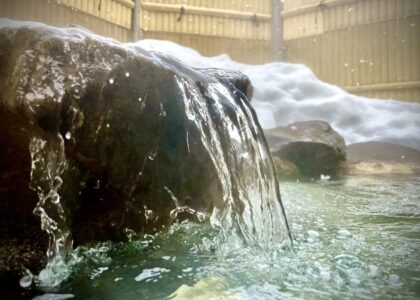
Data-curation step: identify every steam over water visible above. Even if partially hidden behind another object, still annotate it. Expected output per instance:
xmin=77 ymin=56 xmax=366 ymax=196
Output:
xmin=136 ymin=40 xmax=420 ymax=150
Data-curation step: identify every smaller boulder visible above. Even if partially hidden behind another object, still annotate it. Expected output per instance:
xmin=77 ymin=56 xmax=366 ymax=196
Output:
xmin=264 ymin=121 xmax=346 ymax=179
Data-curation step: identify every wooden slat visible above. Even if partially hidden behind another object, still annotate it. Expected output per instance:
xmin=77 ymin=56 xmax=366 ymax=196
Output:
xmin=283 ymin=0 xmax=420 ymax=102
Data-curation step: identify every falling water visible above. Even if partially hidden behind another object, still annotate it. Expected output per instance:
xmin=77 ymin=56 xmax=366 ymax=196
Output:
xmin=29 ymin=134 xmax=73 ymax=286
xmin=175 ymin=75 xmax=291 ymax=247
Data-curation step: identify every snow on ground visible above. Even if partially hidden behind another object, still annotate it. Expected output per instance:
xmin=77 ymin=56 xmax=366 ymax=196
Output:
xmin=133 ymin=39 xmax=420 ymax=150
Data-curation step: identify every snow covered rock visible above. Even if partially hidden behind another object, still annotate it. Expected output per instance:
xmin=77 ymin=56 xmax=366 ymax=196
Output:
xmin=264 ymin=121 xmax=346 ymax=178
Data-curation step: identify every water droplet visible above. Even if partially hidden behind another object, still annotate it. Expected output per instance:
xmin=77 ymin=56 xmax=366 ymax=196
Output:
xmin=320 ymin=174 xmax=330 ymax=181
xmin=109 ymin=78 xmax=114 ymax=84
xmin=19 ymin=275 xmax=32 ymax=288
xmin=65 ymin=132 xmax=71 ymax=140
xmin=197 ymin=212 xmax=206 ymax=222
xmin=50 ymin=194 xmax=60 ymax=204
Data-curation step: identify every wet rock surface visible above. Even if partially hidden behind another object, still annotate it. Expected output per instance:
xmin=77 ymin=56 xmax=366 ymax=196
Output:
xmin=198 ymin=68 xmax=254 ymax=100
xmin=264 ymin=121 xmax=346 ymax=179
xmin=0 ymin=20 xmax=288 ymax=276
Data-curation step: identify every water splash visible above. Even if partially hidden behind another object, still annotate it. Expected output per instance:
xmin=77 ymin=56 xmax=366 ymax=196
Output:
xmin=29 ymin=134 xmax=72 ymax=286
xmin=164 ymin=186 xmax=207 ymax=223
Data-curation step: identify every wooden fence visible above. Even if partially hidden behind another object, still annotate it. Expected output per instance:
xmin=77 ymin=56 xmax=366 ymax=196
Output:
xmin=140 ymin=1 xmax=272 ymax=64
xmin=282 ymin=0 xmax=420 ymax=102
xmin=0 ymin=0 xmax=273 ymax=64
xmin=0 ymin=0 xmax=134 ymax=42
xmin=1 ymin=0 xmax=419 ymax=102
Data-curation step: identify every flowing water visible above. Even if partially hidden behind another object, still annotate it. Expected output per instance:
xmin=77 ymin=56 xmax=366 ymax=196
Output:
xmin=28 ymin=175 xmax=420 ymax=300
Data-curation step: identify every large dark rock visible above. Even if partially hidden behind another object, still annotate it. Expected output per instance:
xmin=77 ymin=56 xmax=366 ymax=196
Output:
xmin=0 ymin=23 xmax=221 ymax=272
xmin=0 ymin=20 xmax=289 ymax=277
xmin=264 ymin=121 xmax=346 ymax=179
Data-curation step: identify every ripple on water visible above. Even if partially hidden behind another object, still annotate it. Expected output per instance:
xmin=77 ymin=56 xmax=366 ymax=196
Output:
xmin=28 ymin=176 xmax=420 ymax=300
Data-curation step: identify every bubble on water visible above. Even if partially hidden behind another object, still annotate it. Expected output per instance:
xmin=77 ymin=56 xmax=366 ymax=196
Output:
xmin=389 ymin=274 xmax=401 ymax=284
xmin=336 ymin=229 xmax=353 ymax=240
xmin=33 ymin=294 xmax=75 ymax=300
xmin=368 ymin=265 xmax=379 ymax=277
xmin=182 ymin=267 xmax=193 ymax=273
xmin=349 ymin=278 xmax=360 ymax=286
xmin=135 ymin=267 xmax=170 ymax=282
xmin=307 ymin=230 xmax=320 ymax=239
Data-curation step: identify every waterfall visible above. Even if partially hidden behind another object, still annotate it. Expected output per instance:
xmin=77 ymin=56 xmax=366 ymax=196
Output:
xmin=0 ymin=20 xmax=291 ymax=288
xmin=175 ymin=76 xmax=291 ymax=247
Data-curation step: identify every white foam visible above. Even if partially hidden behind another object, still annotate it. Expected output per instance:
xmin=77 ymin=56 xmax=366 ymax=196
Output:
xmin=132 ymin=39 xmax=420 ymax=149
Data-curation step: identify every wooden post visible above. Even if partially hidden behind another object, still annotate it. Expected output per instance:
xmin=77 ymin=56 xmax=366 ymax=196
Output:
xmin=132 ymin=0 xmax=142 ymax=41
xmin=271 ymin=0 xmax=284 ymax=61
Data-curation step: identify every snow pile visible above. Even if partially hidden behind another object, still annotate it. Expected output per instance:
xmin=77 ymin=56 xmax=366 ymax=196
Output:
xmin=133 ymin=39 xmax=420 ymax=149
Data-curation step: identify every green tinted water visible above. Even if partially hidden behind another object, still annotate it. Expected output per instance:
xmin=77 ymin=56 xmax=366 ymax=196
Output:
xmin=39 ymin=175 xmax=420 ymax=299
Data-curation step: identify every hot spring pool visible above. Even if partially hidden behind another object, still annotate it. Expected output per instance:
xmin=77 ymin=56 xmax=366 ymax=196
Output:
xmin=29 ymin=175 xmax=420 ymax=299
